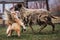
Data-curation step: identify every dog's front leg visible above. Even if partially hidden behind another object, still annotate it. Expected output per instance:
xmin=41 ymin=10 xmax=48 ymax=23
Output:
xmin=19 ymin=21 xmax=26 ymax=31
xmin=6 ymin=25 xmax=12 ymax=37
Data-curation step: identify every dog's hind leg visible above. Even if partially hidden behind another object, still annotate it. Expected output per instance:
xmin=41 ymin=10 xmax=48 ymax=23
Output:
xmin=39 ymin=23 xmax=47 ymax=32
xmin=6 ymin=25 xmax=12 ymax=37
xmin=50 ymin=22 xmax=55 ymax=31
xmin=30 ymin=25 xmax=34 ymax=33
xmin=7 ymin=30 xmax=12 ymax=37
xmin=29 ymin=22 xmax=35 ymax=33
xmin=16 ymin=29 xmax=20 ymax=37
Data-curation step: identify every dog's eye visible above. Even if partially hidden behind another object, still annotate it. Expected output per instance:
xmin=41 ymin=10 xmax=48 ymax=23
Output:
xmin=14 ymin=6 xmax=19 ymax=11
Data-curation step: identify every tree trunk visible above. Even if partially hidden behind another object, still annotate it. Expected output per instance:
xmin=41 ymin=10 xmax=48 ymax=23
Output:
xmin=46 ymin=0 xmax=49 ymax=11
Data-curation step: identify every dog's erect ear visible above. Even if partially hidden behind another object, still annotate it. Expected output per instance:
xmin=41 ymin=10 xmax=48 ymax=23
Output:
xmin=14 ymin=3 xmax=22 ymax=11
xmin=4 ymin=9 xmax=11 ymax=14
xmin=17 ymin=3 xmax=22 ymax=8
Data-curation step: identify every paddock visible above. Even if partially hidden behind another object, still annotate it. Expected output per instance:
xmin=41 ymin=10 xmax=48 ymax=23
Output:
xmin=0 ymin=0 xmax=60 ymax=40
xmin=0 ymin=24 xmax=60 ymax=40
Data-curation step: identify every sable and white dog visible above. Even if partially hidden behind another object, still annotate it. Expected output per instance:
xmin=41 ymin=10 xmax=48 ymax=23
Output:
xmin=14 ymin=4 xmax=58 ymax=32
xmin=6 ymin=22 xmax=21 ymax=37
xmin=4 ymin=10 xmax=26 ymax=37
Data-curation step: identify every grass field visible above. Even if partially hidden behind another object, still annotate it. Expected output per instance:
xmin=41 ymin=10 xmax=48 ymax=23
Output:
xmin=0 ymin=24 xmax=60 ymax=40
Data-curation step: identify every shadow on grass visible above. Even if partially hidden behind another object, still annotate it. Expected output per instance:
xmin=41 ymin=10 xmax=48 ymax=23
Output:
xmin=0 ymin=34 xmax=31 ymax=39
xmin=34 ymin=29 xmax=60 ymax=35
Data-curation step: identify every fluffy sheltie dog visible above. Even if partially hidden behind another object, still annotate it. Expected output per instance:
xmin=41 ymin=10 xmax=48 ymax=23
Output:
xmin=6 ymin=23 xmax=21 ymax=37
xmin=5 ymin=11 xmax=26 ymax=37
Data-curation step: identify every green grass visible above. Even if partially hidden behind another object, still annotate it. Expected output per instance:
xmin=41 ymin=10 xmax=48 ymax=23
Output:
xmin=0 ymin=24 xmax=60 ymax=40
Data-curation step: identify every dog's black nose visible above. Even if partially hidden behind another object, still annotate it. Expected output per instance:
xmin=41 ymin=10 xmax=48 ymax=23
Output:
xmin=24 ymin=29 xmax=26 ymax=31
